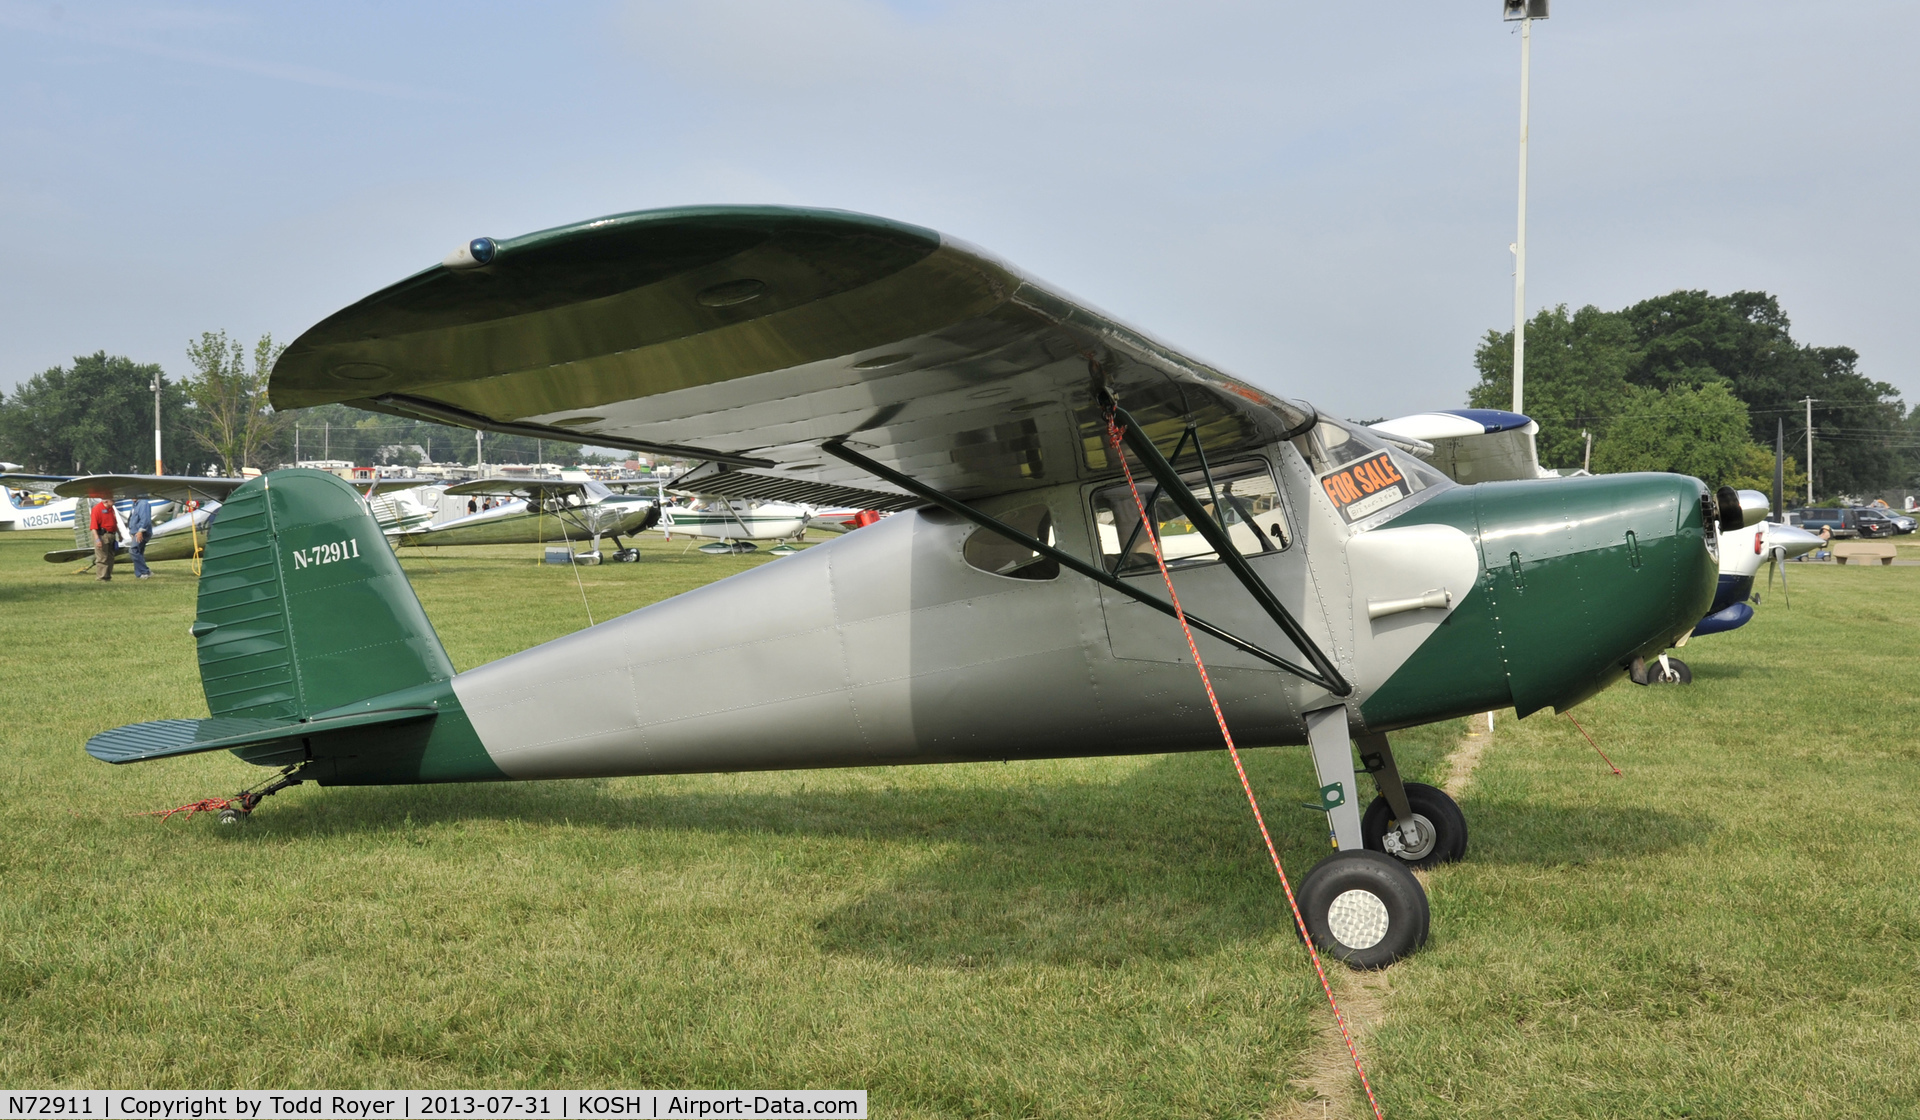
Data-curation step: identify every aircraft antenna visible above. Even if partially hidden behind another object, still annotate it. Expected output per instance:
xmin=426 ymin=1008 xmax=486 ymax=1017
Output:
xmin=1101 ymin=404 xmax=1387 ymax=1120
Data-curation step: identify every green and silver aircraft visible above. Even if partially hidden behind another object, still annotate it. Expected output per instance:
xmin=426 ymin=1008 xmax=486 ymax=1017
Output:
xmin=83 ymin=206 xmax=1745 ymax=968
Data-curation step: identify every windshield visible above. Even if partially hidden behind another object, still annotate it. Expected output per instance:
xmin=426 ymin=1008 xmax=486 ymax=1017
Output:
xmin=1298 ymin=417 xmax=1449 ymax=525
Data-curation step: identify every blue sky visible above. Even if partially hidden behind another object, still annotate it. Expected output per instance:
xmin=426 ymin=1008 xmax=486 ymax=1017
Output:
xmin=3 ymin=1 xmax=1914 ymax=421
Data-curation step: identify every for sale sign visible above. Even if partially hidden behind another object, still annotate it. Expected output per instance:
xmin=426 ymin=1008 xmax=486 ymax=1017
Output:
xmin=1319 ymin=451 xmax=1411 ymax=523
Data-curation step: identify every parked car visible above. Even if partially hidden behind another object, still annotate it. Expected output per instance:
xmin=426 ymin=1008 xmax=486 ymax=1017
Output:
xmin=1867 ymin=508 xmax=1916 ymax=534
xmin=1851 ymin=508 xmax=1903 ymax=538
xmin=1790 ymin=508 xmax=1862 ymax=539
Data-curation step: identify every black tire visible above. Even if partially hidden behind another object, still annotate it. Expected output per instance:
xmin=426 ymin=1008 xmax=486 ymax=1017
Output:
xmin=1652 ymin=657 xmax=1692 ymax=685
xmin=217 ymin=808 xmax=246 ymax=826
xmin=1297 ymin=850 xmax=1430 ymax=969
xmin=1361 ymin=782 xmax=1468 ymax=868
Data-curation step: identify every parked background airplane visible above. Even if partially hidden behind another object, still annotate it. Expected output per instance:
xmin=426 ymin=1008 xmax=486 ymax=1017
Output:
xmin=394 ymin=478 xmax=660 ymax=558
xmin=3 ymin=472 xmax=176 ymax=533
xmin=656 ymin=495 xmax=808 ymax=552
xmin=84 ymin=206 xmax=1742 ymax=972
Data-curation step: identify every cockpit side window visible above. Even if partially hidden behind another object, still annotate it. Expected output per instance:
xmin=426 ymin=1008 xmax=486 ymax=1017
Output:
xmin=1092 ymin=459 xmax=1290 ymax=576
xmin=962 ymin=504 xmax=1060 ymax=581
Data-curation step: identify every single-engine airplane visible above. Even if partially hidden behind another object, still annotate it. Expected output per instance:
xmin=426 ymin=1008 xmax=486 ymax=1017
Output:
xmin=392 ymin=478 xmax=660 ymax=558
xmin=81 ymin=206 xmax=1743 ymax=968
xmin=657 ymin=494 xmax=809 ymax=552
xmin=3 ymin=473 xmax=174 ymax=532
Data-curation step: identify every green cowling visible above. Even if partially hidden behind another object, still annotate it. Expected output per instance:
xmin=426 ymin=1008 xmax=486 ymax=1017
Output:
xmin=1362 ymin=473 xmax=1717 ymax=727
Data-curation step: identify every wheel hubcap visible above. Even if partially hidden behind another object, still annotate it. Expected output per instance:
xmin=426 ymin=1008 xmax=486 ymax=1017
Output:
xmin=1327 ymin=888 xmax=1390 ymax=950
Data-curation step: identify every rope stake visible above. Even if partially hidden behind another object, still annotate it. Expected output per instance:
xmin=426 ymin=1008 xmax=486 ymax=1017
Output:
xmin=1102 ymin=406 xmax=1386 ymax=1120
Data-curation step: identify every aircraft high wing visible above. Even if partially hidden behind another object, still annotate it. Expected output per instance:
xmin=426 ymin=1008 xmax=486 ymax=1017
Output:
xmin=1369 ymin=409 xmax=1555 ymax=484
xmin=83 ymin=205 xmax=1743 ymax=969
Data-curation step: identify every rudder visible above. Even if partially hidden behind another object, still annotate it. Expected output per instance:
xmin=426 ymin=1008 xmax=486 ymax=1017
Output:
xmin=194 ymin=469 xmax=454 ymax=721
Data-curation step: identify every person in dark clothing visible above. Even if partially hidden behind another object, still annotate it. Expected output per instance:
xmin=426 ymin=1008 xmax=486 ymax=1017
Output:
xmin=125 ymin=499 xmax=154 ymax=579
xmin=90 ymin=500 xmax=119 ymax=582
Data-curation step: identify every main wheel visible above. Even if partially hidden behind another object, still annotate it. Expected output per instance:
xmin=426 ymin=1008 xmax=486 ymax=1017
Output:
xmin=217 ymin=807 xmax=248 ymax=826
xmin=1361 ymin=782 xmax=1468 ymax=868
xmin=1297 ymin=850 xmax=1429 ymax=969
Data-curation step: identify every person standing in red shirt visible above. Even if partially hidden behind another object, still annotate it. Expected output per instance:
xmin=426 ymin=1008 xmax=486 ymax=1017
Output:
xmin=89 ymin=499 xmax=119 ymax=582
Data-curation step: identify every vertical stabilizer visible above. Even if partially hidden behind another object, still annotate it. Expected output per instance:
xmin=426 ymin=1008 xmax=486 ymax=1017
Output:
xmin=194 ymin=469 xmax=454 ymax=721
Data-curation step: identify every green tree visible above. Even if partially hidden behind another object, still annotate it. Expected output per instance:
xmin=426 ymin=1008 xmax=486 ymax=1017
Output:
xmin=1471 ymin=290 xmax=1909 ymax=494
xmin=186 ymin=332 xmax=286 ymax=475
xmin=1620 ymin=291 xmax=1905 ymax=495
xmin=1590 ymin=383 xmax=1756 ymax=487
xmin=1468 ymin=304 xmax=1638 ymax=470
xmin=1723 ymin=443 xmax=1808 ymax=499
xmin=0 ymin=352 xmax=196 ymax=474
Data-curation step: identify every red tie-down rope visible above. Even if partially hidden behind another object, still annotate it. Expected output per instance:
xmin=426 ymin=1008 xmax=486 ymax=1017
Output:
xmin=1102 ymin=409 xmax=1386 ymax=1120
xmin=138 ymin=796 xmax=240 ymax=822
xmin=1565 ymin=712 xmax=1621 ymax=775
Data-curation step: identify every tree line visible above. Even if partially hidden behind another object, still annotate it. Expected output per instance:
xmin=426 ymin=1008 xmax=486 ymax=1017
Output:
xmin=1468 ymin=290 xmax=1910 ymax=499
xmin=0 ymin=331 xmax=594 ymax=476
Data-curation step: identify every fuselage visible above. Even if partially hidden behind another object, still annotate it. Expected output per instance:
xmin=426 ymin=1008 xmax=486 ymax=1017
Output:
xmin=659 ymin=499 xmax=809 ymax=542
xmin=296 ymin=437 xmax=1716 ymax=787
xmin=394 ymin=496 xmax=657 ymax=547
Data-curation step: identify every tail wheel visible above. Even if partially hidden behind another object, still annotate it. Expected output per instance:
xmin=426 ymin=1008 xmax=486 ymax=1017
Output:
xmin=1297 ymin=850 xmax=1430 ymax=969
xmin=1361 ymin=781 xmax=1468 ymax=868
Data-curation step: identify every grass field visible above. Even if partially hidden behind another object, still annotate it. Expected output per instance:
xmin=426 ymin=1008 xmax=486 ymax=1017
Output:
xmin=2 ymin=530 xmax=1917 ymax=1116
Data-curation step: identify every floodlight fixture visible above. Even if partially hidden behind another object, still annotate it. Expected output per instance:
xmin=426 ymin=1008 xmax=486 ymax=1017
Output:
xmin=1503 ymin=0 xmax=1548 ymax=20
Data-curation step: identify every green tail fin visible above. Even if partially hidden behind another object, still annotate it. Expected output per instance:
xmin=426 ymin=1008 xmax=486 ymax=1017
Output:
xmin=194 ymin=469 xmax=455 ymax=721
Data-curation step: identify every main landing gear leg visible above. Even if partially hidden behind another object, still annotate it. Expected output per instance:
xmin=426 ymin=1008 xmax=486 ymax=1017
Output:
xmin=1305 ymin=707 xmax=1364 ymax=850
xmin=218 ymin=765 xmax=307 ymax=826
xmin=1357 ymin=733 xmax=1468 ymax=868
xmin=1299 ymin=709 xmax=1430 ymax=967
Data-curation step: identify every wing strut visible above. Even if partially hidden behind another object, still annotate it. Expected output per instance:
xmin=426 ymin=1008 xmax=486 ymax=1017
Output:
xmin=819 ymin=439 xmax=1351 ymax=695
xmin=1103 ymin=398 xmax=1351 ymax=697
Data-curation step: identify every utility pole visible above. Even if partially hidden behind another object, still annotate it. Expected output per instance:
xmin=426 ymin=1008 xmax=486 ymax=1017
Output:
xmin=1802 ymin=396 xmax=1815 ymax=502
xmin=295 ymin=426 xmax=301 ymax=464
xmin=1504 ymin=0 xmax=1548 ymax=413
xmin=1582 ymin=429 xmax=1591 ymax=473
xmin=152 ymin=372 xmax=164 ymax=475
xmin=476 ymin=430 xmax=484 ymax=472
xmin=324 ymin=422 xmax=330 ymax=461
xmin=1774 ymin=417 xmax=1785 ymax=520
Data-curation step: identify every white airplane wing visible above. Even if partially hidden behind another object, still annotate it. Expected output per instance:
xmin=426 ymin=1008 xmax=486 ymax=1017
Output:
xmin=1369 ymin=409 xmax=1555 ymax=485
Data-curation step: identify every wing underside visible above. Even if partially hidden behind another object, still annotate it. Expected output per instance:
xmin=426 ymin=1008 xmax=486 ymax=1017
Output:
xmin=273 ymin=206 xmax=1314 ymax=502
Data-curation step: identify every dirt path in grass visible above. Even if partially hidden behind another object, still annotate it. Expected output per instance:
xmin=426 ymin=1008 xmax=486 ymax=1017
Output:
xmin=1280 ymin=712 xmax=1494 ymax=1119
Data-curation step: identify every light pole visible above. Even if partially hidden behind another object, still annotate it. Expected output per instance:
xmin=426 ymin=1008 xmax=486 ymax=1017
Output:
xmin=1802 ymin=396 xmax=1815 ymax=502
xmin=152 ymin=372 xmax=164 ymax=475
xmin=1504 ymin=0 xmax=1548 ymax=414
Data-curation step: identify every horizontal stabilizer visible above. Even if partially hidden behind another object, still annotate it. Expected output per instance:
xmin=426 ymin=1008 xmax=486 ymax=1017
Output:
xmin=43 ymin=548 xmax=91 ymax=564
xmin=86 ymin=707 xmax=437 ymax=765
